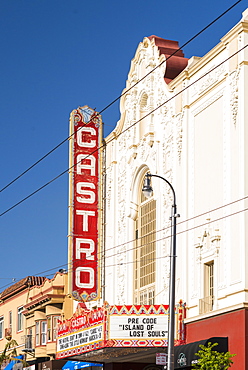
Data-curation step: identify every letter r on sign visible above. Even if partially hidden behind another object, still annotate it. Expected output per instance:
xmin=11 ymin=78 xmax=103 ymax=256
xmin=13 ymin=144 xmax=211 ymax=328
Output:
xmin=76 ymin=238 xmax=95 ymax=260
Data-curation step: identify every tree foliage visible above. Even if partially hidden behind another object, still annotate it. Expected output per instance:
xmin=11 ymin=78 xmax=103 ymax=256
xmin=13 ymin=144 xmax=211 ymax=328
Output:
xmin=0 ymin=338 xmax=19 ymax=365
xmin=192 ymin=342 xmax=235 ymax=370
xmin=0 ymin=338 xmax=27 ymax=367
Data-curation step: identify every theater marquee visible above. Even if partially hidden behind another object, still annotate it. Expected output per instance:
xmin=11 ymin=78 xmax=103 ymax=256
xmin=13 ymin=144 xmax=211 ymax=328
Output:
xmin=68 ymin=106 xmax=102 ymax=302
xmin=56 ymin=304 xmax=187 ymax=359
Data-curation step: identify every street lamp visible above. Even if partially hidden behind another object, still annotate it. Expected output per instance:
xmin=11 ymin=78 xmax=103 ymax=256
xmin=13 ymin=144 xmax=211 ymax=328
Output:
xmin=142 ymin=172 xmax=179 ymax=370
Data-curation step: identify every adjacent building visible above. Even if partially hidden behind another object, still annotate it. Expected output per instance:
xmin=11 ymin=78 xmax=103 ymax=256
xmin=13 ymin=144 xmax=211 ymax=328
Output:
xmin=0 ymin=272 xmax=72 ymax=370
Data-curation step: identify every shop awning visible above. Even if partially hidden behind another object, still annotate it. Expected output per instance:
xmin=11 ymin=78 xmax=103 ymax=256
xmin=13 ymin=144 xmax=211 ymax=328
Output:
xmin=4 ymin=355 xmax=24 ymax=370
xmin=62 ymin=361 xmax=102 ymax=370
xmin=174 ymin=337 xmax=228 ymax=369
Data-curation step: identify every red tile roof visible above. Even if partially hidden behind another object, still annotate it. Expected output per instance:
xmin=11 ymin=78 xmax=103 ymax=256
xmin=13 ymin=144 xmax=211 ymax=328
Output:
xmin=148 ymin=35 xmax=188 ymax=83
xmin=0 ymin=276 xmax=46 ymax=300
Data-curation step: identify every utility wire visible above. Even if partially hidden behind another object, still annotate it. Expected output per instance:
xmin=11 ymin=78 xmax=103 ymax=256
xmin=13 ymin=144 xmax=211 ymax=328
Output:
xmin=4 ymin=194 xmax=247 ymax=290
xmin=3 ymin=200 xmax=247 ymax=291
xmin=0 ymin=117 xmax=93 ymax=193
xmin=0 ymin=0 xmax=242 ymax=194
xmin=70 ymin=194 xmax=248 ymax=258
xmin=0 ymin=142 xmax=101 ymax=216
xmin=1 ymin=198 xmax=247 ymax=291
xmin=0 ymin=2 xmax=245 ymax=289
xmin=0 ymin=138 xmax=68 ymax=193
xmin=0 ymin=263 xmax=71 ymax=291
xmin=99 ymin=0 xmax=242 ymax=115
xmin=105 ymin=205 xmax=248 ymax=263
xmin=65 ymin=203 xmax=248 ymax=270
xmin=72 ymin=200 xmax=248 ymax=263
xmin=1 ymin=42 xmax=247 ymax=217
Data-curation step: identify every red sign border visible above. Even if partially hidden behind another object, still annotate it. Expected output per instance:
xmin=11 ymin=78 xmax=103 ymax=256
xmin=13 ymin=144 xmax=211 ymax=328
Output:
xmin=68 ymin=106 xmax=102 ymax=302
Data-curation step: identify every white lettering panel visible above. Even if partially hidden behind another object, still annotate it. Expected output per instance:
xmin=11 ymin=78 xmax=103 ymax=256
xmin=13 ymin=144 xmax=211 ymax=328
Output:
xmin=57 ymin=324 xmax=104 ymax=352
xmin=109 ymin=315 xmax=168 ymax=340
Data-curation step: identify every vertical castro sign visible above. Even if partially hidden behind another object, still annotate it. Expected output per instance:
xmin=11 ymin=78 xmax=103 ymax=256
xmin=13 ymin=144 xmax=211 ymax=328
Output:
xmin=69 ymin=106 xmax=101 ymax=302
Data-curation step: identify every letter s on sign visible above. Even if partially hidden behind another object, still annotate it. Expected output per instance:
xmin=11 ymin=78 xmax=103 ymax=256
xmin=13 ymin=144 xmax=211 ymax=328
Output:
xmin=76 ymin=182 xmax=96 ymax=204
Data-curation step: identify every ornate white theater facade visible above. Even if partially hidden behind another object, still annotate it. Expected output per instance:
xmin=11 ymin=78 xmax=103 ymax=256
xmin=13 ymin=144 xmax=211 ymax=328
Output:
xmin=63 ymin=8 xmax=248 ymax=370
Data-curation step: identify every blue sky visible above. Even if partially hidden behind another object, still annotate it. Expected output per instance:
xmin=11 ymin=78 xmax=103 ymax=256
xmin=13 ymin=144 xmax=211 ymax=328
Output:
xmin=0 ymin=0 xmax=245 ymax=290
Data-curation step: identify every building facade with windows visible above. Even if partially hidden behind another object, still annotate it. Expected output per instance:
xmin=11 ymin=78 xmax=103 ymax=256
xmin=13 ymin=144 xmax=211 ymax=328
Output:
xmin=0 ymin=276 xmax=46 ymax=353
xmin=100 ymin=8 xmax=248 ymax=369
xmin=0 ymin=272 xmax=72 ymax=370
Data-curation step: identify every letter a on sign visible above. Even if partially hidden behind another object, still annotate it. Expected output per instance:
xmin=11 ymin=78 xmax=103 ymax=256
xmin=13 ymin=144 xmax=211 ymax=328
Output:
xmin=68 ymin=106 xmax=102 ymax=302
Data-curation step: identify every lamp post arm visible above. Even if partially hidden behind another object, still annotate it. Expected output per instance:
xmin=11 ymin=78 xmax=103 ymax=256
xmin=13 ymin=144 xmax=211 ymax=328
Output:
xmin=147 ymin=174 xmax=176 ymax=207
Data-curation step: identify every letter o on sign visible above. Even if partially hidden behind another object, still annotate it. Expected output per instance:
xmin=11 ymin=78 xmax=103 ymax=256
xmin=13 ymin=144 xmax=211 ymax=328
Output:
xmin=75 ymin=267 xmax=94 ymax=289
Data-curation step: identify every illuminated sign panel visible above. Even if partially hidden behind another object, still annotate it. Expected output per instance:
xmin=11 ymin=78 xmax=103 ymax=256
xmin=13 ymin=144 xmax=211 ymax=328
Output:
xmin=108 ymin=304 xmax=169 ymax=347
xmin=69 ymin=106 xmax=101 ymax=302
xmin=109 ymin=315 xmax=168 ymax=340
xmin=57 ymin=324 xmax=104 ymax=353
xmin=56 ymin=306 xmax=105 ymax=358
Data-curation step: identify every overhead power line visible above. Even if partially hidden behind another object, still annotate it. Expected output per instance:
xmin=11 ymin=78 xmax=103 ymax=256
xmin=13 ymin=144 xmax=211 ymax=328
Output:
xmin=0 ymin=0 xmax=242 ymax=194
xmin=0 ymin=138 xmax=68 ymax=193
xmin=2 ymin=192 xmax=247 ymax=291
xmin=71 ymin=194 xmax=248 ymax=258
xmin=1 ymin=41 xmax=247 ymax=218
xmin=1 ymin=198 xmax=247 ymax=292
xmin=67 ymin=202 xmax=248 ymax=267
xmin=99 ymin=0 xmax=242 ymax=115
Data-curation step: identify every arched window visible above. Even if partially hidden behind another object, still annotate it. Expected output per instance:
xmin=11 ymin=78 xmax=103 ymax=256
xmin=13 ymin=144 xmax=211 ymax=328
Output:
xmin=139 ymin=92 xmax=148 ymax=139
xmin=134 ymin=174 xmax=156 ymax=304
